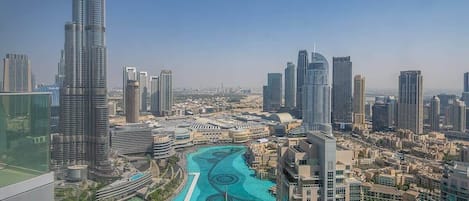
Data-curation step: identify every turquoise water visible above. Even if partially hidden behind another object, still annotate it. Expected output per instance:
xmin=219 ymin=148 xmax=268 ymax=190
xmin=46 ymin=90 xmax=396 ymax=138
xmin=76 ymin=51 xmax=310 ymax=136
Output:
xmin=174 ymin=146 xmax=276 ymax=201
xmin=130 ymin=172 xmax=144 ymax=181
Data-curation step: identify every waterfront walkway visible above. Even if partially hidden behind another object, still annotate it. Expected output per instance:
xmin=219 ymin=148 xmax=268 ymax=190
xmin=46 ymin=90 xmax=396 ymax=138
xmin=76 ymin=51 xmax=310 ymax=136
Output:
xmin=183 ymin=172 xmax=200 ymax=201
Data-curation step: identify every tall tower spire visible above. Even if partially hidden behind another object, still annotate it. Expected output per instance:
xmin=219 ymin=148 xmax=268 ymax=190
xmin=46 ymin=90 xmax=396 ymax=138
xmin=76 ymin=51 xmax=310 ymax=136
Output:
xmin=55 ymin=0 xmax=112 ymax=177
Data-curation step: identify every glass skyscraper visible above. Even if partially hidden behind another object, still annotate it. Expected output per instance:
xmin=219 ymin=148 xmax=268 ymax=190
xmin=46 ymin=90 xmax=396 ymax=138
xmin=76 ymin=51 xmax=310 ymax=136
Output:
xmin=54 ymin=0 xmax=112 ymax=177
xmin=296 ymin=50 xmax=308 ymax=118
xmin=303 ymin=52 xmax=332 ymax=135
xmin=284 ymin=62 xmax=295 ymax=109
xmin=0 ymin=92 xmax=53 ymax=201
xmin=332 ymin=56 xmax=352 ymax=126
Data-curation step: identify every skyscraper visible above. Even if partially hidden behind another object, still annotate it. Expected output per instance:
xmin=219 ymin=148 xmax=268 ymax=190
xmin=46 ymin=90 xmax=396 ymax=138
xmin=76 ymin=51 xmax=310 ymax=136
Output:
xmin=430 ymin=96 xmax=440 ymax=131
xmin=159 ymin=70 xmax=173 ymax=116
xmin=56 ymin=0 xmax=112 ymax=177
xmin=2 ymin=54 xmax=32 ymax=92
xmin=268 ymin=73 xmax=282 ymax=111
xmin=284 ymin=62 xmax=295 ymax=109
xmin=0 ymin=92 xmax=54 ymax=201
xmin=125 ymin=80 xmax=140 ymax=123
xmin=138 ymin=71 xmax=148 ymax=112
xmin=462 ymin=73 xmax=469 ymax=106
xmin=123 ymin=66 xmax=137 ymax=113
xmin=150 ymin=76 xmax=159 ymax=115
xmin=332 ymin=56 xmax=353 ymax=126
xmin=55 ymin=50 xmax=65 ymax=87
xmin=303 ymin=52 xmax=331 ymax=134
xmin=296 ymin=50 xmax=308 ymax=118
xmin=450 ymin=99 xmax=466 ymax=132
xmin=464 ymin=72 xmax=469 ymax=92
xmin=353 ymin=75 xmax=366 ymax=130
xmin=397 ymin=70 xmax=423 ymax=134
xmin=262 ymin=85 xmax=270 ymax=112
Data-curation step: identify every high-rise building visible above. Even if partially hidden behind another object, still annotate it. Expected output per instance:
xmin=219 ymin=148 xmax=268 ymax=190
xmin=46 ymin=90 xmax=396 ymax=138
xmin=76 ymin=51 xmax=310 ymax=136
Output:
xmin=461 ymin=146 xmax=469 ymax=163
xmin=262 ymin=85 xmax=270 ymax=112
xmin=159 ymin=70 xmax=173 ymax=116
xmin=372 ymin=101 xmax=393 ymax=132
xmin=430 ymin=96 xmax=440 ymax=131
xmin=450 ymin=99 xmax=465 ymax=132
xmin=441 ymin=162 xmax=469 ymax=201
xmin=125 ymin=80 xmax=140 ymax=123
xmin=2 ymin=54 xmax=32 ymax=92
xmin=150 ymin=76 xmax=159 ymax=115
xmin=303 ymin=52 xmax=331 ymax=134
xmin=55 ymin=0 xmax=112 ymax=177
xmin=263 ymin=73 xmax=282 ymax=112
xmin=138 ymin=71 xmax=148 ymax=112
xmin=397 ymin=70 xmax=423 ymax=134
xmin=276 ymin=134 xmax=361 ymax=201
xmin=284 ymin=62 xmax=295 ymax=109
xmin=353 ymin=75 xmax=366 ymax=131
xmin=0 ymin=92 xmax=54 ymax=201
xmin=123 ymin=66 xmax=137 ymax=114
xmin=332 ymin=56 xmax=353 ymax=125
xmin=296 ymin=50 xmax=308 ymax=118
xmin=437 ymin=94 xmax=457 ymax=125
xmin=55 ymin=50 xmax=65 ymax=87
xmin=269 ymin=73 xmax=282 ymax=110
xmin=464 ymin=72 xmax=469 ymax=92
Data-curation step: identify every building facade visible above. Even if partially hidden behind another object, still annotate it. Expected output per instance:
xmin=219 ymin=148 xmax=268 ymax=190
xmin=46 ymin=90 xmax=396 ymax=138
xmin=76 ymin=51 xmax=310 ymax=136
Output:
xmin=150 ymin=76 xmax=159 ymax=115
xmin=285 ymin=62 xmax=296 ymax=109
xmin=397 ymin=70 xmax=423 ymax=134
xmin=303 ymin=52 xmax=331 ymax=134
xmin=276 ymin=133 xmax=338 ymax=201
xmin=440 ymin=162 xmax=469 ymax=201
xmin=158 ymin=70 xmax=173 ymax=116
xmin=123 ymin=66 xmax=137 ymax=114
xmin=125 ymin=80 xmax=140 ymax=123
xmin=450 ymin=99 xmax=466 ymax=132
xmin=138 ymin=71 xmax=148 ymax=112
xmin=353 ymin=75 xmax=366 ymax=131
xmin=296 ymin=50 xmax=308 ymax=118
xmin=430 ymin=96 xmax=440 ymax=131
xmin=2 ymin=54 xmax=32 ymax=92
xmin=332 ymin=56 xmax=353 ymax=126
xmin=0 ymin=92 xmax=54 ymax=201
xmin=55 ymin=0 xmax=112 ymax=177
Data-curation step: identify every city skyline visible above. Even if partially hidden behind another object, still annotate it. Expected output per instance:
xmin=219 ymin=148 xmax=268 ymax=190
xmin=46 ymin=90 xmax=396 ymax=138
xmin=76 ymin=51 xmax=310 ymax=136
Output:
xmin=2 ymin=0 xmax=469 ymax=90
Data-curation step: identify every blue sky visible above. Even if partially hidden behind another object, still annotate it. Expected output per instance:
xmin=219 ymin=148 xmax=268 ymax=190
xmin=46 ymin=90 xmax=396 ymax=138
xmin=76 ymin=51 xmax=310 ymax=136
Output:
xmin=1 ymin=0 xmax=469 ymax=90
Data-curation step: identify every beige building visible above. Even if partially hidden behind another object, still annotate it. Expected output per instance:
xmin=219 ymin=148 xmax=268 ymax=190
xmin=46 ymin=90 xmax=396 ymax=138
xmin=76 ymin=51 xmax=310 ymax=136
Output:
xmin=125 ymin=80 xmax=140 ymax=123
xmin=362 ymin=182 xmax=403 ymax=201
xmin=353 ymin=75 xmax=365 ymax=131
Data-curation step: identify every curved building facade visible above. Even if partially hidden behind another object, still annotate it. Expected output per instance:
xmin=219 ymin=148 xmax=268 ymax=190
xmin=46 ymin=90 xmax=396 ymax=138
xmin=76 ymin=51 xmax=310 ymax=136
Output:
xmin=303 ymin=52 xmax=332 ymax=135
xmin=153 ymin=134 xmax=175 ymax=160
xmin=229 ymin=128 xmax=250 ymax=143
xmin=95 ymin=172 xmax=151 ymax=200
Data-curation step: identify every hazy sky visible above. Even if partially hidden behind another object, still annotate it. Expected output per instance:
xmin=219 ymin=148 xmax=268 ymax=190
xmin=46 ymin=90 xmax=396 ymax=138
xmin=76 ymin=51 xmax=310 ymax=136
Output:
xmin=1 ymin=0 xmax=469 ymax=90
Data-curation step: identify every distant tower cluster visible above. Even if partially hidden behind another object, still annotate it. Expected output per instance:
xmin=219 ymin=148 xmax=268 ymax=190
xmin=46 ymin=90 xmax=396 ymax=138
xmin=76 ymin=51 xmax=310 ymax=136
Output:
xmin=397 ymin=70 xmax=423 ymax=134
xmin=122 ymin=67 xmax=173 ymax=118
xmin=2 ymin=54 xmax=32 ymax=92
